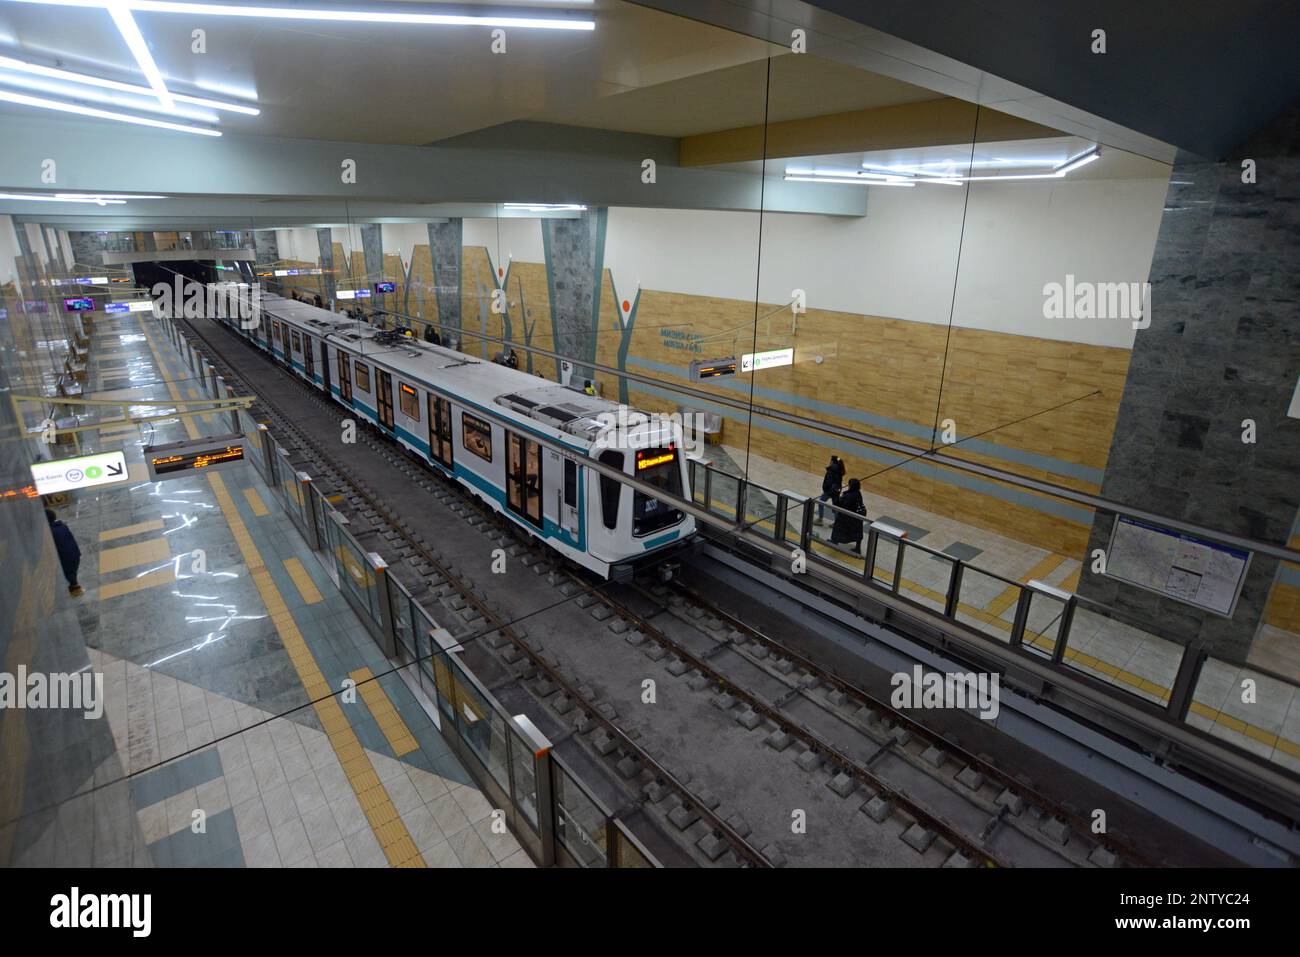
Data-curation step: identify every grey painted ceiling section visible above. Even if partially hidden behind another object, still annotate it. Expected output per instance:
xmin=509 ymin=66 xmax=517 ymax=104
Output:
xmin=633 ymin=0 xmax=1298 ymax=161
xmin=0 ymin=112 xmax=867 ymax=227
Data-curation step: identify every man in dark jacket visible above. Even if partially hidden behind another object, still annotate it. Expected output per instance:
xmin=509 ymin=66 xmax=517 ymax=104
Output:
xmin=817 ymin=455 xmax=845 ymax=523
xmin=46 ymin=508 xmax=83 ymax=596
xmin=830 ymin=478 xmax=866 ymax=553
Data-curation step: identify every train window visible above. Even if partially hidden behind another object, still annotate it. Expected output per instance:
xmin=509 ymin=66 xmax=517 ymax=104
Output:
xmin=291 ymin=330 xmax=301 ymax=351
xmin=399 ymin=382 xmax=419 ymax=420
xmin=632 ymin=446 xmax=684 ymax=537
xmin=598 ymin=451 xmax=624 ymax=530
xmin=462 ymin=412 xmax=493 ymax=462
xmin=354 ymin=362 xmax=370 ymax=392
xmin=273 ymin=322 xmax=281 ymax=342
xmin=564 ymin=459 xmax=577 ymax=509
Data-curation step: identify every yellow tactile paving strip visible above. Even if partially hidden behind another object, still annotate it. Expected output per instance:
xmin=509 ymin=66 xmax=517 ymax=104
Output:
xmin=99 ymin=519 xmax=166 ymax=543
xmin=986 ymin=553 xmax=1066 ymax=616
xmin=98 ymin=567 xmax=177 ymax=600
xmin=725 ymin=498 xmax=1300 ymax=759
xmin=98 ymin=537 xmax=171 ymax=574
xmin=283 ymin=557 xmax=323 ymax=605
xmin=243 ymin=487 xmax=270 ymax=517
xmin=141 ymin=319 xmax=426 ymax=867
xmin=348 ymin=666 xmax=420 ymax=757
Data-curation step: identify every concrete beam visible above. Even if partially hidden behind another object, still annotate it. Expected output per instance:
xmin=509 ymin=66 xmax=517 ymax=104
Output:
xmin=0 ymin=112 xmax=868 ymax=218
xmin=680 ymin=97 xmax=1062 ymax=166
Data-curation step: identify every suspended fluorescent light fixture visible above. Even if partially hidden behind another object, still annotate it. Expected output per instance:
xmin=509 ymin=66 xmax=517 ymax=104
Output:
xmin=783 ymin=168 xmax=915 ymax=187
xmin=862 ymin=147 xmax=1102 ymax=184
xmin=0 ymin=55 xmax=259 ymax=114
xmin=0 ymin=88 xmax=221 ymax=134
xmin=106 ymin=0 xmax=174 ymax=108
xmin=503 ymin=203 xmax=589 ymax=211
xmin=0 ymin=192 xmax=127 ymax=203
xmin=54 ymin=193 xmax=166 ymax=199
xmin=9 ymin=1 xmax=596 ymax=30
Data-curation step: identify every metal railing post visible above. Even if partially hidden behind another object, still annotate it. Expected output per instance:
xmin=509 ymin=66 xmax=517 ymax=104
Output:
xmin=371 ymin=553 xmax=397 ymax=657
xmin=943 ymin=560 xmax=965 ymax=618
xmin=1051 ymin=597 xmax=1077 ymax=665
xmin=1166 ymin=643 xmax=1208 ymax=721
xmin=1009 ymin=588 xmax=1032 ymax=648
xmin=774 ymin=492 xmax=788 ymax=543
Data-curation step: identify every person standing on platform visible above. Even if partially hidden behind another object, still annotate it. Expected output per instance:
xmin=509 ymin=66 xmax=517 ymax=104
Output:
xmin=830 ymin=478 xmax=866 ymax=554
xmin=46 ymin=508 xmax=83 ymax=597
xmin=817 ymin=454 xmax=845 ymax=523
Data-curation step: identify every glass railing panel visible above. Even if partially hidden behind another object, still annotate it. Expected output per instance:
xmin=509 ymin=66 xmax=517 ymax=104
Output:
xmin=507 ymin=726 xmax=540 ymax=831
xmin=741 ymin=482 xmax=778 ymax=540
xmin=1060 ymin=605 xmax=1179 ymax=706
xmin=952 ymin=565 xmax=1013 ymax=641
xmin=447 ymin=657 xmax=511 ymax=791
xmin=552 ymin=761 xmax=608 ymax=868
xmin=869 ymin=532 xmax=900 ymax=589
xmin=1188 ymin=659 xmax=1300 ymax=772
xmin=899 ymin=542 xmax=954 ymax=611
xmin=1022 ymin=590 xmax=1066 ymax=659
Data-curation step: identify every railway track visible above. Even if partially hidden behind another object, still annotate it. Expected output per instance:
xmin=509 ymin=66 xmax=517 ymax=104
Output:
xmin=177 ymin=313 xmax=1140 ymax=867
xmin=173 ymin=315 xmax=771 ymax=867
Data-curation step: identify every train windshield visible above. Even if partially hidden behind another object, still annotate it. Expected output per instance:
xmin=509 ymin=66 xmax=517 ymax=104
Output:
xmin=632 ymin=446 xmax=684 ymax=536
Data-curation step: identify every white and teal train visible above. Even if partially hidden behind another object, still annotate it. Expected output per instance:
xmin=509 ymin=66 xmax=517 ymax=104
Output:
xmin=210 ymin=288 xmax=695 ymax=577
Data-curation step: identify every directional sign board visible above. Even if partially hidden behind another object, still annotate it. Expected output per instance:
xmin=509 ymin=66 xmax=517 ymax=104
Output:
xmin=145 ymin=434 xmax=246 ymax=481
xmin=740 ymin=348 xmax=794 ymax=373
xmin=30 ymin=450 xmax=129 ymax=495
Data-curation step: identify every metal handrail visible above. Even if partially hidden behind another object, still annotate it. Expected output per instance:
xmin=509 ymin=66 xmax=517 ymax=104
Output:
xmin=687 ymin=457 xmax=1300 ymax=792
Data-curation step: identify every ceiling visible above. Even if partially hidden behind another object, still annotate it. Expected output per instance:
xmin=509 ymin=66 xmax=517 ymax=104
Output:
xmin=634 ymin=0 xmax=1300 ymax=160
xmin=0 ymin=0 xmax=795 ymax=144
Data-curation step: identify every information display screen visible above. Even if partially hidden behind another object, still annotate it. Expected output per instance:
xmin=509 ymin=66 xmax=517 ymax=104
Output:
xmin=145 ymin=434 xmax=247 ymax=481
xmin=64 ymin=297 xmax=94 ymax=312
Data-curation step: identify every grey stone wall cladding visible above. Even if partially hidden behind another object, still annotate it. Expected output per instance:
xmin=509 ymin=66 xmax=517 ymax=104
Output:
xmin=360 ymin=223 xmax=383 ymax=282
xmin=428 ymin=220 xmax=462 ymax=335
xmin=543 ymin=210 xmax=601 ymax=380
xmin=1080 ymin=105 xmax=1300 ymax=663
xmin=68 ymin=231 xmax=107 ymax=269
xmin=316 ymin=227 xmax=336 ymax=301
xmin=253 ymin=231 xmax=280 ymax=265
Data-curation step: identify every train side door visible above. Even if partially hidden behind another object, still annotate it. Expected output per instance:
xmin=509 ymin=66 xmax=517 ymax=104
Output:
xmin=506 ymin=432 xmax=543 ymax=529
xmin=376 ymin=369 xmax=395 ymax=430
xmin=337 ymin=351 xmax=352 ymax=403
xmin=552 ymin=451 xmax=579 ymax=537
xmin=428 ymin=393 xmax=454 ymax=470
xmin=303 ymin=334 xmax=315 ymax=381
xmin=321 ymin=342 xmax=331 ymax=393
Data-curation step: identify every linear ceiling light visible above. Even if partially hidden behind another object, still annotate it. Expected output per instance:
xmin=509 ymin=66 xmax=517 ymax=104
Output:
xmin=0 ymin=56 xmax=259 ymax=113
xmin=861 ymin=147 xmax=1102 ymax=184
xmin=0 ymin=88 xmax=221 ymax=134
xmin=503 ymin=203 xmax=588 ymax=211
xmin=55 ymin=192 xmax=166 ymax=199
xmin=106 ymin=0 xmax=173 ymax=108
xmin=0 ymin=192 xmax=127 ymax=203
xmin=8 ymin=0 xmax=596 ymax=30
xmin=783 ymin=169 xmax=916 ymax=187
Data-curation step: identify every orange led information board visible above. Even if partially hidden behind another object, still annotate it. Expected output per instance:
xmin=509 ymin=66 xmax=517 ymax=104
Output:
xmin=145 ymin=433 xmax=247 ymax=481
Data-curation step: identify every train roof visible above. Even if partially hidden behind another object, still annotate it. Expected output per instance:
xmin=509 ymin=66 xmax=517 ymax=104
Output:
xmin=257 ymin=292 xmax=667 ymax=448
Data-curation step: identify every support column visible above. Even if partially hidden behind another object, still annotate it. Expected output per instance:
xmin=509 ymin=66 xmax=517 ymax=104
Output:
xmin=360 ymin=223 xmax=383 ymax=285
xmin=541 ymin=207 xmax=607 ymax=383
xmin=316 ymin=227 xmax=337 ymax=305
xmin=427 ymin=219 xmax=462 ymax=341
xmin=1078 ymin=105 xmax=1300 ymax=663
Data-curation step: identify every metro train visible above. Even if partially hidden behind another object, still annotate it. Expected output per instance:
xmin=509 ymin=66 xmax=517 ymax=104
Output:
xmin=204 ymin=286 xmax=695 ymax=577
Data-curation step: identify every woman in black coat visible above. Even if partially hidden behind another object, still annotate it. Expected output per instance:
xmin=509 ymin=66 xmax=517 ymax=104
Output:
xmin=830 ymin=478 xmax=866 ymax=552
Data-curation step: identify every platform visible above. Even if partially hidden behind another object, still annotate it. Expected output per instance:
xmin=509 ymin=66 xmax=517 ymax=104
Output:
xmin=19 ymin=307 xmax=530 ymax=868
